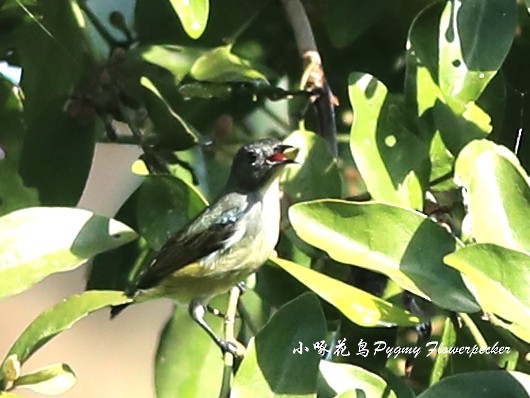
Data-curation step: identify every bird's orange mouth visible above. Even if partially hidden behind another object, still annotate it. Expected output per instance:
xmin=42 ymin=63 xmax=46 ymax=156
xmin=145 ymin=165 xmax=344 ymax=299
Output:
xmin=267 ymin=145 xmax=299 ymax=164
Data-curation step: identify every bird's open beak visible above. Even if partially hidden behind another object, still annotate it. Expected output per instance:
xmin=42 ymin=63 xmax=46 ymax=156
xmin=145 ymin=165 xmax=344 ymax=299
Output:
xmin=267 ymin=145 xmax=299 ymax=165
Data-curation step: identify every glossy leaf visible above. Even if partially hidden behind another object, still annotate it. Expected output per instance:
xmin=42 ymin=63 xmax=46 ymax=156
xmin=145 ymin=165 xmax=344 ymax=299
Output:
xmin=155 ymin=304 xmax=223 ymax=398
xmin=169 ymin=0 xmax=209 ymax=39
xmin=13 ymin=363 xmax=76 ymax=395
xmin=190 ymin=45 xmax=268 ymax=86
xmin=126 ymin=44 xmax=204 ymax=84
xmin=0 ymin=291 xmax=130 ymax=373
xmin=417 ymin=371 xmax=530 ymax=398
xmin=140 ymin=76 xmax=200 ymax=150
xmin=406 ymin=2 xmax=492 ymax=156
xmin=0 ymin=78 xmax=38 ymax=216
xmin=177 ymin=82 xmax=233 ymax=100
xmin=136 ymin=175 xmax=207 ymax=250
xmin=0 ymin=393 xmax=25 ymax=398
xmin=429 ymin=316 xmax=456 ymax=385
xmin=438 ymin=0 xmax=516 ymax=111
xmin=460 ymin=143 xmax=530 ymax=252
xmin=289 ymin=200 xmax=479 ymax=312
xmin=348 ymin=72 xmax=429 ymax=210
xmin=282 ymin=129 xmax=342 ymax=203
xmin=232 ymin=293 xmax=326 ymax=398
xmin=16 ymin=0 xmax=97 ymax=205
xmin=0 ymin=207 xmax=137 ymax=300
xmin=319 ymin=360 xmax=397 ymax=398
xmin=444 ymin=243 xmax=530 ymax=341
xmin=272 ymin=257 xmax=419 ymax=327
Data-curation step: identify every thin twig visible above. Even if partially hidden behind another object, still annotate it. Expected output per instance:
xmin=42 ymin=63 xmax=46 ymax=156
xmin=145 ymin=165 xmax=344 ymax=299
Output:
xmin=78 ymin=0 xmax=121 ymax=49
xmin=219 ymin=287 xmax=243 ymax=398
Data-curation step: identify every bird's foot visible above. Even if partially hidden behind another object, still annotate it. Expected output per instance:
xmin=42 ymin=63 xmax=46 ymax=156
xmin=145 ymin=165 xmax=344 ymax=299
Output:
xmin=220 ymin=339 xmax=246 ymax=358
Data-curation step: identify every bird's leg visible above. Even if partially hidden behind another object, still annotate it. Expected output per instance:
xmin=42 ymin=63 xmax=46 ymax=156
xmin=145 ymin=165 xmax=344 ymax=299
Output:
xmin=189 ymin=299 xmax=238 ymax=355
xmin=236 ymin=281 xmax=247 ymax=295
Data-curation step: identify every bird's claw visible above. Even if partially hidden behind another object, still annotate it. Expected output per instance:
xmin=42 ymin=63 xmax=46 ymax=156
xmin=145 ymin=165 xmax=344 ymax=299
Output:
xmin=220 ymin=339 xmax=246 ymax=358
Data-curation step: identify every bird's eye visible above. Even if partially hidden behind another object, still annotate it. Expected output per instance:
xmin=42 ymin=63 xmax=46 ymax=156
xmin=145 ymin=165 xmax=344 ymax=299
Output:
xmin=247 ymin=151 xmax=258 ymax=164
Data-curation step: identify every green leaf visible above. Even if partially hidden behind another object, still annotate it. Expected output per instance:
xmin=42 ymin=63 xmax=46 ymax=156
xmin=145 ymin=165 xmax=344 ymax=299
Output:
xmin=0 ymin=291 xmax=130 ymax=373
xmin=319 ymin=360 xmax=397 ymax=398
xmin=125 ymin=44 xmax=204 ymax=84
xmin=16 ymin=0 xmax=97 ymax=205
xmin=289 ymin=200 xmax=479 ymax=312
xmin=232 ymin=293 xmax=326 ymax=398
xmin=406 ymin=3 xmax=492 ymax=156
xmin=0 ymin=392 xmax=25 ymax=398
xmin=190 ymin=45 xmax=268 ymax=86
xmin=14 ymin=363 xmax=76 ymax=395
xmin=459 ymin=142 xmax=530 ymax=252
xmin=438 ymin=0 xmax=516 ymax=110
xmin=155 ymin=304 xmax=223 ymax=398
xmin=429 ymin=316 xmax=456 ymax=385
xmin=324 ymin=0 xmax=399 ymax=49
xmin=444 ymin=244 xmax=530 ymax=340
xmin=417 ymin=371 xmax=530 ymax=398
xmin=177 ymin=82 xmax=233 ymax=100
xmin=136 ymin=175 xmax=207 ymax=250
xmin=282 ymin=130 xmax=342 ymax=202
xmin=348 ymin=72 xmax=429 ymax=210
xmin=272 ymin=257 xmax=419 ymax=327
xmin=0 ymin=207 xmax=137 ymax=300
xmin=140 ymin=76 xmax=200 ymax=150
xmin=169 ymin=0 xmax=209 ymax=39
xmin=0 ymin=77 xmax=39 ymax=216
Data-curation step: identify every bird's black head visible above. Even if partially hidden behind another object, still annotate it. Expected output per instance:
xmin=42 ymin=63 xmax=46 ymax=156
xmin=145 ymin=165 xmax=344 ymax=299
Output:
xmin=226 ymin=139 xmax=298 ymax=193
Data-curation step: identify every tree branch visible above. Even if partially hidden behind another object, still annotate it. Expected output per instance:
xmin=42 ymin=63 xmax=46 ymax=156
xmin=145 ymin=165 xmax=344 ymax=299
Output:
xmin=280 ymin=0 xmax=338 ymax=157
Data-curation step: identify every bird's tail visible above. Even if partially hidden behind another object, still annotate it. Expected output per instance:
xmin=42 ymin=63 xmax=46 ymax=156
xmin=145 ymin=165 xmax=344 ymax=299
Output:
xmin=110 ymin=302 xmax=131 ymax=318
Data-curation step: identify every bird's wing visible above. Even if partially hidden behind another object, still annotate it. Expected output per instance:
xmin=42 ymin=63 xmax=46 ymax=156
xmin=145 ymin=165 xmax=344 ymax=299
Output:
xmin=136 ymin=195 xmax=248 ymax=289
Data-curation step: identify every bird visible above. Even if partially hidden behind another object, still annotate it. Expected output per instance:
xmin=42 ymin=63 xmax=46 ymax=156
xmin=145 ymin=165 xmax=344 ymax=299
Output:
xmin=112 ymin=138 xmax=298 ymax=354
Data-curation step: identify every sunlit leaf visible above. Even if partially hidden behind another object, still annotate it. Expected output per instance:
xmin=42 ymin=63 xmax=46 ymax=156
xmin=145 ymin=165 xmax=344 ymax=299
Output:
xmin=444 ymin=244 xmax=530 ymax=338
xmin=232 ymin=293 xmax=326 ymax=398
xmin=155 ymin=304 xmax=223 ymax=398
xmin=127 ymin=44 xmax=204 ymax=84
xmin=289 ymin=199 xmax=479 ymax=312
xmin=14 ymin=363 xmax=76 ymax=395
xmin=190 ymin=45 xmax=268 ymax=86
xmin=319 ymin=360 xmax=397 ymax=398
xmin=0 ymin=291 xmax=130 ymax=373
xmin=457 ymin=142 xmax=530 ymax=252
xmin=438 ymin=0 xmax=516 ymax=111
xmin=0 ymin=207 xmax=137 ymax=300
xmin=169 ymin=0 xmax=209 ymax=40
xmin=272 ymin=257 xmax=419 ymax=327
xmin=281 ymin=129 xmax=341 ymax=202
xmin=429 ymin=317 xmax=456 ymax=385
xmin=348 ymin=72 xmax=429 ymax=210
xmin=406 ymin=2 xmax=493 ymax=157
